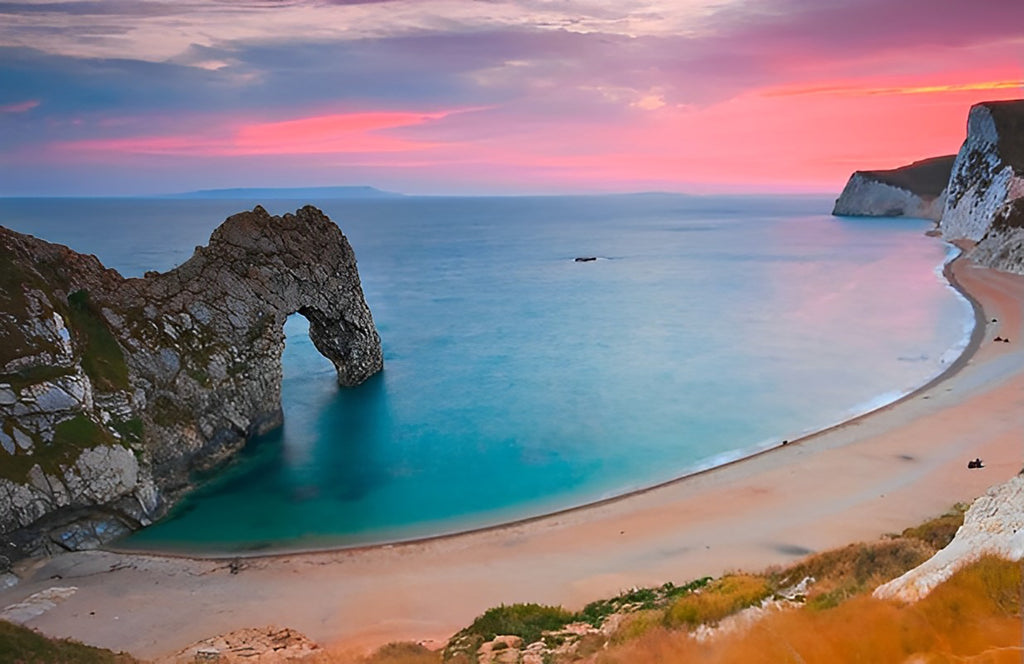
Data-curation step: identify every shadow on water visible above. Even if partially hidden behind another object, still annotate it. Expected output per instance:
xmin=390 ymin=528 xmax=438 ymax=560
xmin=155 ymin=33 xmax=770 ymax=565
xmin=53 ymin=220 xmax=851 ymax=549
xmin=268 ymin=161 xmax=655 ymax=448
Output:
xmin=300 ymin=371 xmax=392 ymax=502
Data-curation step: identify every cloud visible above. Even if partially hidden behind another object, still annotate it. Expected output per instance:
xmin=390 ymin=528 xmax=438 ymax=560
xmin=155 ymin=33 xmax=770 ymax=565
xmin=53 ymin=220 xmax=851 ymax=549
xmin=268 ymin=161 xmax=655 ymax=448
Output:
xmin=50 ymin=108 xmax=465 ymax=156
xmin=0 ymin=98 xmax=38 ymax=112
xmin=1 ymin=0 xmax=1022 ymax=194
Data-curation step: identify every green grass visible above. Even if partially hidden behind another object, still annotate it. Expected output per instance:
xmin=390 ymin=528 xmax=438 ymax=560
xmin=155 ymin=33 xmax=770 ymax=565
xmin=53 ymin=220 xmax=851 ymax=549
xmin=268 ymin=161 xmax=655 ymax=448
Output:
xmin=0 ymin=365 xmax=75 ymax=392
xmin=0 ymin=414 xmax=116 ymax=484
xmin=456 ymin=603 xmax=575 ymax=645
xmin=663 ymin=574 xmax=772 ymax=628
xmin=66 ymin=289 xmax=129 ymax=392
xmin=0 ymin=620 xmax=139 ymax=664
xmin=109 ymin=417 xmax=144 ymax=445
xmin=0 ymin=253 xmax=63 ymax=372
xmin=578 ymin=578 xmax=711 ymax=627
xmin=900 ymin=503 xmax=967 ymax=550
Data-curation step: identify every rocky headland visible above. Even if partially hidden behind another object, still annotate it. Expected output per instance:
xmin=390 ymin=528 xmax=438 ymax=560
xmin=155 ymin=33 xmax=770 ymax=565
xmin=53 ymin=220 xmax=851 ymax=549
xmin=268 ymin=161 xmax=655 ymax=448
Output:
xmin=0 ymin=205 xmax=382 ymax=567
xmin=835 ymin=99 xmax=1024 ymax=275
xmin=832 ymin=155 xmax=955 ymax=220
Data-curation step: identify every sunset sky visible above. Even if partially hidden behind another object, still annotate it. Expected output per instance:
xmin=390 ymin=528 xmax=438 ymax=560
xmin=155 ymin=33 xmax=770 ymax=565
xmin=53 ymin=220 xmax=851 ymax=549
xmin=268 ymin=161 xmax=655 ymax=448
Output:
xmin=1 ymin=0 xmax=1022 ymax=196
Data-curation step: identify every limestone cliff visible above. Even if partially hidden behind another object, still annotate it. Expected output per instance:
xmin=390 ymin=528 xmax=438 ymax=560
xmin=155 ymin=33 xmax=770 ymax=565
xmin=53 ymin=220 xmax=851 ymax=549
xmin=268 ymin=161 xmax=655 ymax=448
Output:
xmin=873 ymin=474 xmax=1024 ymax=602
xmin=0 ymin=205 xmax=382 ymax=564
xmin=968 ymin=197 xmax=1024 ymax=274
xmin=832 ymin=156 xmax=955 ymax=220
xmin=939 ymin=100 xmax=1024 ymax=274
xmin=835 ymin=99 xmax=1024 ymax=275
xmin=940 ymin=101 xmax=1024 ymax=241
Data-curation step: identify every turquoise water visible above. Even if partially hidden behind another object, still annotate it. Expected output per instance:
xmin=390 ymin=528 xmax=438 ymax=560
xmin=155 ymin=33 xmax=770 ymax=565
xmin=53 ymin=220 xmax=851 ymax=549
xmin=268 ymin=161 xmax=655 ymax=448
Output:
xmin=0 ymin=195 xmax=973 ymax=553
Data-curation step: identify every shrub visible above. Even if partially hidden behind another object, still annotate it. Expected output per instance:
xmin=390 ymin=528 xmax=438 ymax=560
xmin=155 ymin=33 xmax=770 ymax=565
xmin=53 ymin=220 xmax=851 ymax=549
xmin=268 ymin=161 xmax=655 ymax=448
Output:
xmin=611 ymin=609 xmax=664 ymax=643
xmin=900 ymin=504 xmax=967 ymax=550
xmin=362 ymin=641 xmax=440 ymax=664
xmin=664 ymin=574 xmax=771 ymax=628
xmin=770 ymin=539 xmax=932 ymax=609
xmin=456 ymin=603 xmax=574 ymax=645
xmin=578 ymin=578 xmax=711 ymax=627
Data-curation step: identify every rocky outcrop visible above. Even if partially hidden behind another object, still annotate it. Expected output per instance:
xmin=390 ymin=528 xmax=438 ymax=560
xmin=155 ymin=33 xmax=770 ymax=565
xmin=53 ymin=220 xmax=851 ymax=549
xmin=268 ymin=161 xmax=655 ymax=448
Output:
xmin=873 ymin=474 xmax=1024 ymax=603
xmin=835 ymin=99 xmax=1024 ymax=275
xmin=832 ymin=156 xmax=955 ymax=220
xmin=0 ymin=205 xmax=382 ymax=562
xmin=938 ymin=100 xmax=1024 ymax=274
xmin=162 ymin=626 xmax=320 ymax=663
xmin=940 ymin=101 xmax=1024 ymax=241
xmin=969 ymin=197 xmax=1024 ymax=274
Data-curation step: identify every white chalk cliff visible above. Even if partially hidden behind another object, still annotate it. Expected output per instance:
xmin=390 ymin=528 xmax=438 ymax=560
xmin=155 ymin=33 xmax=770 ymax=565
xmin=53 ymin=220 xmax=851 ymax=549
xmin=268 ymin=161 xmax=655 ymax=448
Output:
xmin=833 ymin=156 xmax=955 ymax=221
xmin=938 ymin=100 xmax=1024 ymax=275
xmin=836 ymin=99 xmax=1024 ymax=276
xmin=940 ymin=102 xmax=1024 ymax=241
xmin=873 ymin=474 xmax=1024 ymax=603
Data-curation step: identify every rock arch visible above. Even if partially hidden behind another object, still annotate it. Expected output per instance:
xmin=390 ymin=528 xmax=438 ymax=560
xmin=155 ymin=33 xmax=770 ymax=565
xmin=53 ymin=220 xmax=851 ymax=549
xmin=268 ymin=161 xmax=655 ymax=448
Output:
xmin=0 ymin=206 xmax=382 ymax=557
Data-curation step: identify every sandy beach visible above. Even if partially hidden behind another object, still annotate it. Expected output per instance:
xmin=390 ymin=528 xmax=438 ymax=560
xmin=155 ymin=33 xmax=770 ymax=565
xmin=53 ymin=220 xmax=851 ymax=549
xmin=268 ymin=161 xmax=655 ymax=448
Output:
xmin=1 ymin=255 xmax=1022 ymax=661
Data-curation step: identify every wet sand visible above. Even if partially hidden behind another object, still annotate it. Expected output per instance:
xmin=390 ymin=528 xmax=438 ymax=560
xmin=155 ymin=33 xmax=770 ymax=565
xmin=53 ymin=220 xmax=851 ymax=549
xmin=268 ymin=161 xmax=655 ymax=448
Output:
xmin=2 ymin=257 xmax=1022 ymax=660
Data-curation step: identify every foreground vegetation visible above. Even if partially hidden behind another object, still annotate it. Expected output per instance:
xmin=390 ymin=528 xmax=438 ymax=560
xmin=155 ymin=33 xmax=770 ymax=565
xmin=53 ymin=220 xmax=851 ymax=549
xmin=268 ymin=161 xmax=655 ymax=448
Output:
xmin=3 ymin=504 xmax=1020 ymax=663
xmin=340 ymin=504 xmax=1022 ymax=664
xmin=0 ymin=620 xmax=138 ymax=664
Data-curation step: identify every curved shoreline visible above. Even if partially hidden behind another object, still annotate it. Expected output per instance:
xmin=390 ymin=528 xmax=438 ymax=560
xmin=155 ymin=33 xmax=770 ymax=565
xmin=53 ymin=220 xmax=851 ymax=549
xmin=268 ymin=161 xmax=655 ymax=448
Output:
xmin=110 ymin=250 xmax=987 ymax=561
xmin=4 ymin=254 xmax=1022 ymax=660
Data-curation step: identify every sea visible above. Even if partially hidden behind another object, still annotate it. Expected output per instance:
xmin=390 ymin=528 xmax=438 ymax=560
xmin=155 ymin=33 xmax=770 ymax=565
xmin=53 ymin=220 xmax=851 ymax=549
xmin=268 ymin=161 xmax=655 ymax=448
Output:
xmin=0 ymin=194 xmax=975 ymax=554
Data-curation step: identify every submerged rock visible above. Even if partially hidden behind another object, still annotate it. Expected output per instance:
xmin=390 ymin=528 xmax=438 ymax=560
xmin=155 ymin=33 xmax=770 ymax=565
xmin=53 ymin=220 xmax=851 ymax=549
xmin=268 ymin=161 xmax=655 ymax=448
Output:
xmin=0 ymin=205 xmax=382 ymax=560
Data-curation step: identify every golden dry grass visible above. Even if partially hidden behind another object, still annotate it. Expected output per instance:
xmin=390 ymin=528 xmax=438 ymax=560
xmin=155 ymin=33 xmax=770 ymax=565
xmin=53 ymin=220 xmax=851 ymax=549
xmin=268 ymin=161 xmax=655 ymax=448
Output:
xmin=590 ymin=556 xmax=1023 ymax=664
xmin=769 ymin=538 xmax=934 ymax=609
xmin=663 ymin=574 xmax=771 ymax=628
xmin=310 ymin=641 xmax=441 ymax=664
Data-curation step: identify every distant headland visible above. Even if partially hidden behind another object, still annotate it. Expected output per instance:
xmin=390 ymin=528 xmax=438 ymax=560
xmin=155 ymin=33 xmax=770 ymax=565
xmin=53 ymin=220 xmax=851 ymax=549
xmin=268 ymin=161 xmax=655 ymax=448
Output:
xmin=834 ymin=99 xmax=1024 ymax=275
xmin=167 ymin=185 xmax=402 ymax=199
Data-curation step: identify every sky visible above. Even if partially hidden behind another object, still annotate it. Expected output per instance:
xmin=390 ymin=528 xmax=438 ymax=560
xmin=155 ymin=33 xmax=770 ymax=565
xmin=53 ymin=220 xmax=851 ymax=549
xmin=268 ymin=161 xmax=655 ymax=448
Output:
xmin=0 ymin=0 xmax=1022 ymax=196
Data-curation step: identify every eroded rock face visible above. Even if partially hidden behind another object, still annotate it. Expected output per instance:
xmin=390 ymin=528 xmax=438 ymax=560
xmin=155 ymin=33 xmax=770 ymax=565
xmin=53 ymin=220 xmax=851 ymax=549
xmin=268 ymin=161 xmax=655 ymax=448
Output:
xmin=836 ymin=100 xmax=1024 ymax=275
xmin=873 ymin=474 xmax=1024 ymax=603
xmin=832 ymin=156 xmax=955 ymax=221
xmin=940 ymin=101 xmax=1024 ymax=242
xmin=938 ymin=100 xmax=1024 ymax=275
xmin=0 ymin=205 xmax=382 ymax=561
xmin=970 ymin=198 xmax=1024 ymax=274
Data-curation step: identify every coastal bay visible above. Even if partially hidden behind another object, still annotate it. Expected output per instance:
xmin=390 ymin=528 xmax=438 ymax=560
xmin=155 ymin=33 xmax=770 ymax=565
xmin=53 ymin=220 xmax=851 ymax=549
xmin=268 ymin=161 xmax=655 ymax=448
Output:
xmin=2 ymin=255 xmax=1020 ymax=661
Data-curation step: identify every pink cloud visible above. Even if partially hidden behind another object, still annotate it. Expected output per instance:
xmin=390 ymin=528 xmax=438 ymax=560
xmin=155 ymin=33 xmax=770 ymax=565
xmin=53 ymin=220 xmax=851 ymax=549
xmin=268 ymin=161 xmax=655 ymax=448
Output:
xmin=0 ymin=100 xmax=40 ymax=113
xmin=54 ymin=110 xmax=454 ymax=156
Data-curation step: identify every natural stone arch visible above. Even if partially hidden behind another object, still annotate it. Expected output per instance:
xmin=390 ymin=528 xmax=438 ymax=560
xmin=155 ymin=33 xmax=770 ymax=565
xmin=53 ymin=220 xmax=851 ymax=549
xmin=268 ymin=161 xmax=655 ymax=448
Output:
xmin=0 ymin=205 xmax=382 ymax=557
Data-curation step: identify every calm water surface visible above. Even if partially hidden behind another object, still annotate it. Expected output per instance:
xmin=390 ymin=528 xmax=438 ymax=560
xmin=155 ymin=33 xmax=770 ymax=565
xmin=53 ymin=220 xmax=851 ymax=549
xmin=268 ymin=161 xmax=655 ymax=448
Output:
xmin=0 ymin=195 xmax=973 ymax=552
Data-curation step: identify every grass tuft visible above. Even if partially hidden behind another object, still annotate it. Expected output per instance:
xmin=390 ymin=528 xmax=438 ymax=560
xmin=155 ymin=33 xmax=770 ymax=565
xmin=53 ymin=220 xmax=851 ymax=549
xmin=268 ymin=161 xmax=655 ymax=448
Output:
xmin=900 ymin=503 xmax=968 ymax=550
xmin=769 ymin=538 xmax=932 ymax=610
xmin=578 ymin=578 xmax=711 ymax=628
xmin=455 ymin=603 xmax=574 ymax=645
xmin=66 ymin=289 xmax=129 ymax=392
xmin=0 ymin=619 xmax=139 ymax=663
xmin=663 ymin=574 xmax=771 ymax=628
